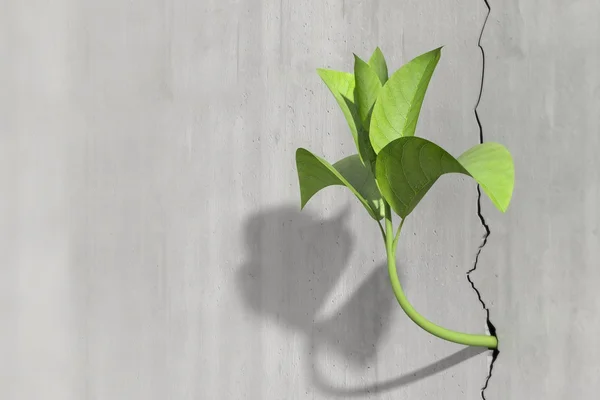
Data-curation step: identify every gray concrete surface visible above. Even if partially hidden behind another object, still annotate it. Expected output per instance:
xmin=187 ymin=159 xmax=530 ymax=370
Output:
xmin=473 ymin=0 xmax=600 ymax=399
xmin=1 ymin=0 xmax=597 ymax=399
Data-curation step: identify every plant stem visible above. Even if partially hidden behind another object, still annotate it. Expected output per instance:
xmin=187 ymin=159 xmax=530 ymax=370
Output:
xmin=384 ymin=203 xmax=498 ymax=349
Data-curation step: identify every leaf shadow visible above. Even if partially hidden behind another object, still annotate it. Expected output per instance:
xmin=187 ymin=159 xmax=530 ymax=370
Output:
xmin=236 ymin=204 xmax=486 ymax=395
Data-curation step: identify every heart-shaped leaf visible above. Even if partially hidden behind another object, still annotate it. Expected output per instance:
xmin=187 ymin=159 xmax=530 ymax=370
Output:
xmin=296 ymin=148 xmax=384 ymax=220
xmin=317 ymin=69 xmax=374 ymax=167
xmin=375 ymin=137 xmax=514 ymax=218
xmin=370 ymin=47 xmax=442 ymax=154
xmin=368 ymin=47 xmax=389 ymax=85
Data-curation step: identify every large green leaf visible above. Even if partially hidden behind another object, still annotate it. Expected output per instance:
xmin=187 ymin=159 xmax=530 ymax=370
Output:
xmin=375 ymin=137 xmax=514 ymax=218
xmin=296 ymin=148 xmax=384 ymax=220
xmin=369 ymin=47 xmax=442 ymax=154
xmin=317 ymin=68 xmax=373 ymax=167
xmin=368 ymin=47 xmax=388 ymax=85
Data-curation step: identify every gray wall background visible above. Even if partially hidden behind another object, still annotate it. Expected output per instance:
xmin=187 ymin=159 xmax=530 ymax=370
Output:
xmin=1 ymin=0 xmax=598 ymax=399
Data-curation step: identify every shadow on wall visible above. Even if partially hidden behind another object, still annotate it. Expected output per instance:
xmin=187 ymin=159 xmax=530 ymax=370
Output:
xmin=236 ymin=205 xmax=486 ymax=396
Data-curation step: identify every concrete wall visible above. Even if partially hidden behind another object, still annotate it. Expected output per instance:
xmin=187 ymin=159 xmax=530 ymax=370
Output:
xmin=1 ymin=0 xmax=597 ymax=399
xmin=476 ymin=0 xmax=600 ymax=398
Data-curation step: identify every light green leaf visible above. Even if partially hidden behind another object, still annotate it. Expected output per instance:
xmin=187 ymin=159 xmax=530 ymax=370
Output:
xmin=457 ymin=142 xmax=515 ymax=212
xmin=375 ymin=137 xmax=514 ymax=218
xmin=317 ymin=68 xmax=374 ymax=167
xmin=370 ymin=47 xmax=442 ymax=154
xmin=316 ymin=69 xmax=359 ymax=144
xmin=368 ymin=47 xmax=388 ymax=85
xmin=353 ymin=55 xmax=383 ymax=129
xmin=296 ymin=148 xmax=384 ymax=220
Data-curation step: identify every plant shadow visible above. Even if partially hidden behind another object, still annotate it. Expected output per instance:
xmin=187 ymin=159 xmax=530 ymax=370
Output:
xmin=236 ymin=204 xmax=486 ymax=395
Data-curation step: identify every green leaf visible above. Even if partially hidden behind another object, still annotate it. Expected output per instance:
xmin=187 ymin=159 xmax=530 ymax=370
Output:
xmin=334 ymin=154 xmax=384 ymax=218
xmin=368 ymin=47 xmax=389 ymax=85
xmin=457 ymin=142 xmax=515 ymax=212
xmin=296 ymin=148 xmax=384 ymax=220
xmin=375 ymin=137 xmax=514 ymax=218
xmin=353 ymin=55 xmax=383 ymax=129
xmin=316 ymin=69 xmax=359 ymax=145
xmin=370 ymin=47 xmax=442 ymax=154
xmin=341 ymin=96 xmax=376 ymax=170
xmin=317 ymin=68 xmax=374 ymax=168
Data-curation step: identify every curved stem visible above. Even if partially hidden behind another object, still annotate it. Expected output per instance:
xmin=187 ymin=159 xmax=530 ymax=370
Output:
xmin=384 ymin=204 xmax=498 ymax=349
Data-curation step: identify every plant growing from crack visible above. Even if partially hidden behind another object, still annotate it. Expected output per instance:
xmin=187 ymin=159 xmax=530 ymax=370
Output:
xmin=295 ymin=47 xmax=514 ymax=349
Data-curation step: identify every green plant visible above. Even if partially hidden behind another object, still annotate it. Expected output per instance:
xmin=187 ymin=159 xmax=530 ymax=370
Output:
xmin=295 ymin=47 xmax=514 ymax=349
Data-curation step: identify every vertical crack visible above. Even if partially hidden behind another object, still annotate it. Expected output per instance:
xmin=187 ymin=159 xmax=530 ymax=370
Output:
xmin=467 ymin=0 xmax=499 ymax=399
xmin=466 ymin=189 xmax=499 ymax=400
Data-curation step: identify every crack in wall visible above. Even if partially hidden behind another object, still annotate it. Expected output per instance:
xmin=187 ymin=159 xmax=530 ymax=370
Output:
xmin=466 ymin=188 xmax=499 ymax=400
xmin=466 ymin=0 xmax=499 ymax=399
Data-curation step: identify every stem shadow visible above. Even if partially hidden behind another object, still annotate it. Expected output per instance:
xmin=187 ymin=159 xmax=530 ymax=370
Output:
xmin=310 ymin=343 xmax=487 ymax=396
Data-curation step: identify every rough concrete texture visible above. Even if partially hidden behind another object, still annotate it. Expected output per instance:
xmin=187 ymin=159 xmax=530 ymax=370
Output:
xmin=473 ymin=0 xmax=600 ymax=399
xmin=3 ymin=0 xmax=596 ymax=399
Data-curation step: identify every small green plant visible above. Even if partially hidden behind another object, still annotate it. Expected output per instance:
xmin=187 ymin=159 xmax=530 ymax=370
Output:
xmin=295 ymin=47 xmax=514 ymax=349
